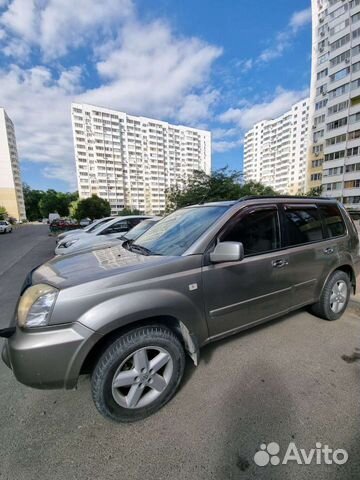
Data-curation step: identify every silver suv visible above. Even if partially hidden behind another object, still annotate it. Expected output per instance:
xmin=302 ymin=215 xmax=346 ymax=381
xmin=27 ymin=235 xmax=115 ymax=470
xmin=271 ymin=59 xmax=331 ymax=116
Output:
xmin=1 ymin=197 xmax=359 ymax=422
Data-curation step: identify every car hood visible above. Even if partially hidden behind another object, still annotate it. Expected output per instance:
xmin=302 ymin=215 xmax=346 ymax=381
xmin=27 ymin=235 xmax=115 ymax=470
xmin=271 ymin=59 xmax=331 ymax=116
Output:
xmin=58 ymin=229 xmax=85 ymax=239
xmin=32 ymin=244 xmax=176 ymax=289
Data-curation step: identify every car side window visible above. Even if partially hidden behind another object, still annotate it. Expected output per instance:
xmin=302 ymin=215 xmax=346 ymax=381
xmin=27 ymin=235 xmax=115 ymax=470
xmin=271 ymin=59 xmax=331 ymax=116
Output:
xmin=283 ymin=206 xmax=324 ymax=246
xmin=128 ymin=218 xmax=143 ymax=229
xmin=101 ymin=221 xmax=128 ymax=234
xmin=221 ymin=208 xmax=280 ymax=256
xmin=319 ymin=205 xmax=346 ymax=238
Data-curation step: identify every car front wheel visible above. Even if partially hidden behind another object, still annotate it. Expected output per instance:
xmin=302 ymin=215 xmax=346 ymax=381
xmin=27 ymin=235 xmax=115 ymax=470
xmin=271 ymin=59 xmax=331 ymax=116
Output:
xmin=91 ymin=325 xmax=185 ymax=422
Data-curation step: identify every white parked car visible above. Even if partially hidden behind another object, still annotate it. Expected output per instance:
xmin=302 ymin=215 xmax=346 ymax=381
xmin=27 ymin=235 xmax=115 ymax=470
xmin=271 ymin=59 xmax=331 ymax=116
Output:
xmin=0 ymin=221 xmax=12 ymax=233
xmin=80 ymin=218 xmax=91 ymax=227
xmin=59 ymin=217 xmax=162 ymax=256
xmin=55 ymin=215 xmax=150 ymax=256
xmin=56 ymin=217 xmax=114 ymax=244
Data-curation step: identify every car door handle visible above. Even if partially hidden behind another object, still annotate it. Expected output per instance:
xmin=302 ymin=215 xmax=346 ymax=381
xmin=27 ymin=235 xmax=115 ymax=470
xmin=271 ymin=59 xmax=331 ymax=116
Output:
xmin=272 ymin=259 xmax=289 ymax=268
xmin=323 ymin=247 xmax=334 ymax=255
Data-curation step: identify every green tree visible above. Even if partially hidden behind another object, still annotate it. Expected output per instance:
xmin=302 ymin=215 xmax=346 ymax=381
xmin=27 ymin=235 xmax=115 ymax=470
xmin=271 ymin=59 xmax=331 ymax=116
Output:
xmin=165 ymin=167 xmax=278 ymax=212
xmin=0 ymin=205 xmax=8 ymax=220
xmin=305 ymin=186 xmax=323 ymax=197
xmin=119 ymin=207 xmax=142 ymax=216
xmin=69 ymin=199 xmax=80 ymax=219
xmin=23 ymin=183 xmax=44 ymax=220
xmin=38 ymin=189 xmax=78 ymax=218
xmin=73 ymin=195 xmax=111 ymax=221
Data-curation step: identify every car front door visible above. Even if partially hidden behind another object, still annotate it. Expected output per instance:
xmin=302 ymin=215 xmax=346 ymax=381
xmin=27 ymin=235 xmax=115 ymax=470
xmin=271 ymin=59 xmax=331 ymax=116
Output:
xmin=202 ymin=205 xmax=293 ymax=339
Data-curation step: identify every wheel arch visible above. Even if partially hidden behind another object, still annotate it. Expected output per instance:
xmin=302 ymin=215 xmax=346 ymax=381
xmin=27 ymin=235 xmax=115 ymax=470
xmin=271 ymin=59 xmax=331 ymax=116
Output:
xmin=80 ymin=315 xmax=200 ymax=376
xmin=322 ymin=264 xmax=356 ymax=296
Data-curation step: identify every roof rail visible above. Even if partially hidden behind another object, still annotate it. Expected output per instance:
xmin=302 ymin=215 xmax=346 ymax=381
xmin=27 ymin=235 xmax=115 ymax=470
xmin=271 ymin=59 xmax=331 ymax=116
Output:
xmin=237 ymin=195 xmax=337 ymax=202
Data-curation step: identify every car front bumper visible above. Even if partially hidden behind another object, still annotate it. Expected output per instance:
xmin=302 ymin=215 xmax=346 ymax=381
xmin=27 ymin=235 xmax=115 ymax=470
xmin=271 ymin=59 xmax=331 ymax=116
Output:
xmin=2 ymin=322 xmax=101 ymax=389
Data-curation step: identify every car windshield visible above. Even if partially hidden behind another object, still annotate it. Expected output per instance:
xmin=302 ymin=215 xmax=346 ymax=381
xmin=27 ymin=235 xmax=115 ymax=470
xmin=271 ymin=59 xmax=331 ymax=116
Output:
xmin=0 ymin=221 xmax=6 ymax=225
xmin=132 ymin=206 xmax=228 ymax=256
xmin=122 ymin=219 xmax=158 ymax=241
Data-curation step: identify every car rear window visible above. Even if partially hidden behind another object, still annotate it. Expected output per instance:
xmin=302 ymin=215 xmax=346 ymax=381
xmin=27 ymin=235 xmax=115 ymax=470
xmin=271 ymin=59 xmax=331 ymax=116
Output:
xmin=283 ymin=205 xmax=324 ymax=246
xmin=319 ymin=204 xmax=346 ymax=238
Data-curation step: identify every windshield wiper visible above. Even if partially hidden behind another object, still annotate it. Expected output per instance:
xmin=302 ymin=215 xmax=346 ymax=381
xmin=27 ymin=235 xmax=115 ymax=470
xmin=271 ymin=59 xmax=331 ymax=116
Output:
xmin=130 ymin=244 xmax=161 ymax=256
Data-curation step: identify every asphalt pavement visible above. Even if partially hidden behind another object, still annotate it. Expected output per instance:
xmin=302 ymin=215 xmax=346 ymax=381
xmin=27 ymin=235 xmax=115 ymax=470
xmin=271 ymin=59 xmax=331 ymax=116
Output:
xmin=0 ymin=225 xmax=359 ymax=480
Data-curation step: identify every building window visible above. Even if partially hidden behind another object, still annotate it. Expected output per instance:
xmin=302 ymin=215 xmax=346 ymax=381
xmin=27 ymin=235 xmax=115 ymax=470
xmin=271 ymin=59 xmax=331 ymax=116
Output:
xmin=325 ymin=182 xmax=342 ymax=190
xmin=346 ymin=162 xmax=360 ymax=172
xmin=317 ymin=68 xmax=328 ymax=80
xmin=327 ymin=117 xmax=348 ymax=130
xmin=329 ymin=49 xmax=350 ymax=67
xmin=324 ymin=150 xmax=345 ymax=161
xmin=311 ymin=173 xmax=322 ymax=181
xmin=328 ymin=83 xmax=350 ymax=99
xmin=344 ymin=180 xmax=360 ymax=188
xmin=348 ymin=128 xmax=360 ymax=140
xmin=326 ymin=133 xmax=347 ymax=146
xmin=330 ymin=33 xmax=350 ymax=52
xmin=328 ymin=100 xmax=349 ymax=115
xmin=329 ymin=66 xmax=350 ymax=83
xmin=349 ymin=112 xmax=360 ymax=124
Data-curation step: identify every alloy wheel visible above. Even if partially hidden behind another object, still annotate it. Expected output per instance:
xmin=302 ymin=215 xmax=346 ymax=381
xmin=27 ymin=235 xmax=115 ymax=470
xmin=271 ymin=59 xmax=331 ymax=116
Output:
xmin=111 ymin=346 xmax=173 ymax=409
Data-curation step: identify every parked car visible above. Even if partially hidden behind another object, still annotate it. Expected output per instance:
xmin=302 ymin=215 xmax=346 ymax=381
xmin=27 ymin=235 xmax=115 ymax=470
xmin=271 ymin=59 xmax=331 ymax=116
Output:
xmin=56 ymin=217 xmax=114 ymax=244
xmin=48 ymin=213 xmax=60 ymax=224
xmin=2 ymin=197 xmax=359 ymax=423
xmin=0 ymin=221 xmax=12 ymax=234
xmin=55 ymin=215 xmax=150 ymax=256
xmin=80 ymin=218 xmax=91 ymax=227
xmin=49 ymin=219 xmax=80 ymax=234
xmin=57 ymin=217 xmax=162 ymax=256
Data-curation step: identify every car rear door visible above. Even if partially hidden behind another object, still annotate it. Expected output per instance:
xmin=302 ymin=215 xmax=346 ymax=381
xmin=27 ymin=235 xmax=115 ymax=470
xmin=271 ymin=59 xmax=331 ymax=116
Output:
xmin=278 ymin=203 xmax=334 ymax=308
xmin=202 ymin=204 xmax=293 ymax=338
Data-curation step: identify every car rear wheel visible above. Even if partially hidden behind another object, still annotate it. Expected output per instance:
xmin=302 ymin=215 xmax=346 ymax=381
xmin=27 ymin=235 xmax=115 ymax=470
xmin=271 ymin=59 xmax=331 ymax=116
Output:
xmin=311 ymin=270 xmax=351 ymax=321
xmin=91 ymin=325 xmax=185 ymax=422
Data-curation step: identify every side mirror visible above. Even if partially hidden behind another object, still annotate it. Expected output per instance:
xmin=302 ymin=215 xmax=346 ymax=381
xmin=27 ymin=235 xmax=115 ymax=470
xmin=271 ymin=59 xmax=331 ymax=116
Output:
xmin=210 ymin=242 xmax=244 ymax=263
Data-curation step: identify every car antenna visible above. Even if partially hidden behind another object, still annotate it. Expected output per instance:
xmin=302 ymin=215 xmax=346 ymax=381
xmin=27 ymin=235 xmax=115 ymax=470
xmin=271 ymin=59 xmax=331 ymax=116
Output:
xmin=198 ymin=190 xmax=210 ymax=205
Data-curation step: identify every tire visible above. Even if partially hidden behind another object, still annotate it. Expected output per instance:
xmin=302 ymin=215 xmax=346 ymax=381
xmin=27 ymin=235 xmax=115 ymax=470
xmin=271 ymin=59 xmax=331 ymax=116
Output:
xmin=91 ymin=325 xmax=185 ymax=422
xmin=311 ymin=270 xmax=351 ymax=321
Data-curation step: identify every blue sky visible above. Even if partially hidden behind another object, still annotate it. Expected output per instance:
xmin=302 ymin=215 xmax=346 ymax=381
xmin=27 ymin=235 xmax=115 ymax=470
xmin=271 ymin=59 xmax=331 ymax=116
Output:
xmin=0 ymin=0 xmax=312 ymax=192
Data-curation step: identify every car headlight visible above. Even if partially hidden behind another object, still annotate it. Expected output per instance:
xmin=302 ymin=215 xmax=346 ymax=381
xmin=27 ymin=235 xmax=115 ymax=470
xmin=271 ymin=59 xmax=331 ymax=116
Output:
xmin=17 ymin=284 xmax=58 ymax=328
xmin=59 ymin=238 xmax=79 ymax=248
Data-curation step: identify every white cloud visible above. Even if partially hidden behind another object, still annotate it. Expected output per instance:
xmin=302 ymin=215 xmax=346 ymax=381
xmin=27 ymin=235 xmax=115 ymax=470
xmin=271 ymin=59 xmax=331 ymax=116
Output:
xmin=212 ymin=139 xmax=243 ymax=153
xmin=219 ymin=88 xmax=308 ymax=130
xmin=239 ymin=6 xmax=312 ymax=70
xmin=0 ymin=3 xmax=222 ymax=187
xmin=177 ymin=90 xmax=219 ymax=124
xmin=290 ymin=7 xmax=312 ymax=32
xmin=0 ymin=65 xmax=80 ymax=187
xmin=0 ymin=0 xmax=133 ymax=60
xmin=78 ymin=20 xmax=222 ymax=120
xmin=212 ymin=127 xmax=238 ymax=141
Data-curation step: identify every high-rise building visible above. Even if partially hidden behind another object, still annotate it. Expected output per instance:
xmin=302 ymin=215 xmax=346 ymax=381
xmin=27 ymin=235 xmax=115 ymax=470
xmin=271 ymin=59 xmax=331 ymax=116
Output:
xmin=243 ymin=98 xmax=309 ymax=194
xmin=0 ymin=108 xmax=26 ymax=221
xmin=71 ymin=103 xmax=211 ymax=215
xmin=307 ymin=0 xmax=360 ymax=208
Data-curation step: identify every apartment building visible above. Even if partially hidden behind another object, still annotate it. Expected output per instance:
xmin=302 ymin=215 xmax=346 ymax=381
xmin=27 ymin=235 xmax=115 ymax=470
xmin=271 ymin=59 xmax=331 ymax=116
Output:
xmin=307 ymin=0 xmax=360 ymax=208
xmin=0 ymin=108 xmax=26 ymax=221
xmin=71 ymin=103 xmax=211 ymax=215
xmin=243 ymin=98 xmax=309 ymax=194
